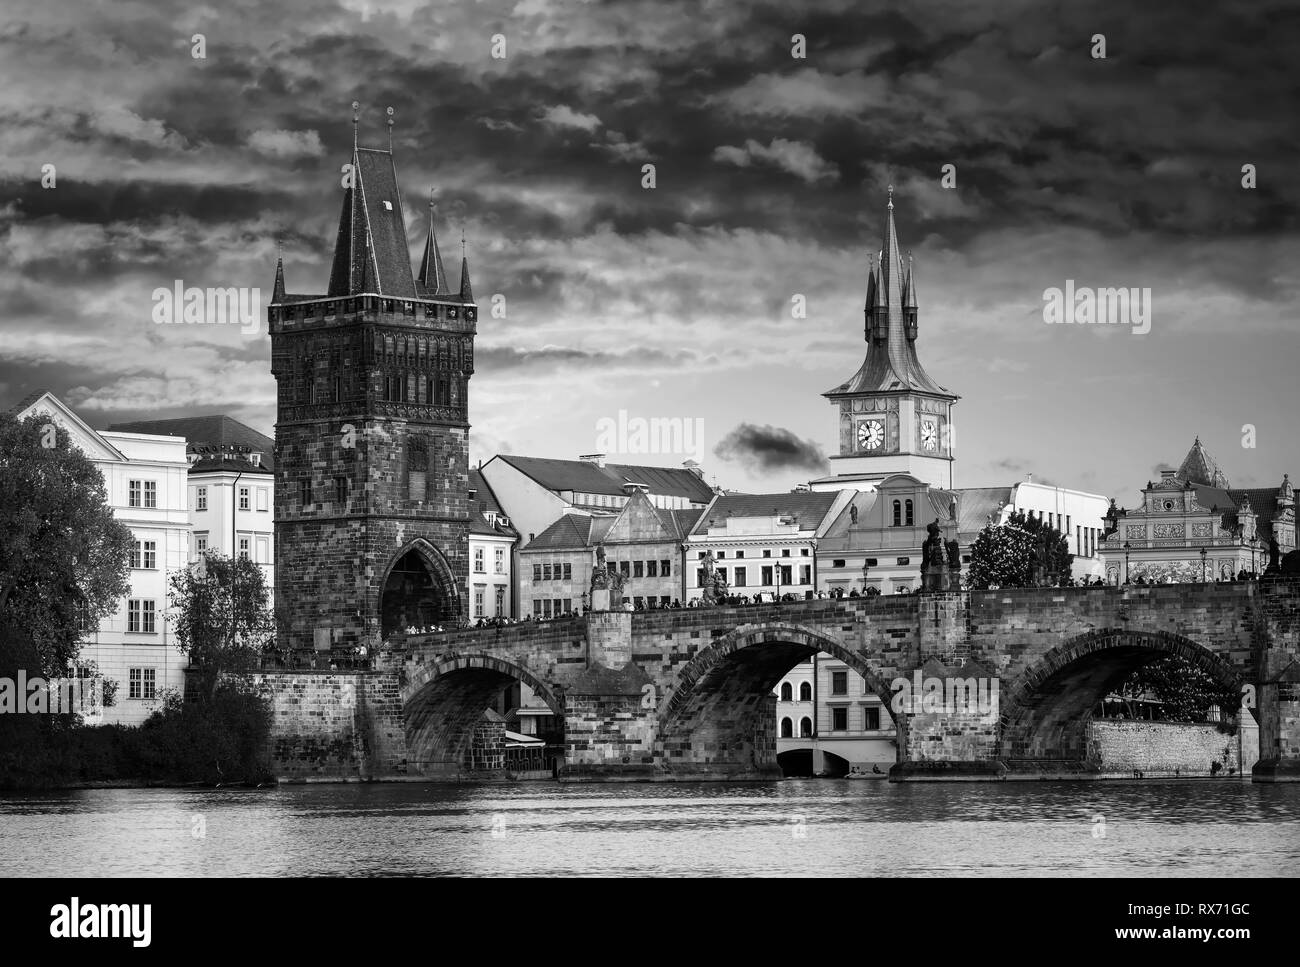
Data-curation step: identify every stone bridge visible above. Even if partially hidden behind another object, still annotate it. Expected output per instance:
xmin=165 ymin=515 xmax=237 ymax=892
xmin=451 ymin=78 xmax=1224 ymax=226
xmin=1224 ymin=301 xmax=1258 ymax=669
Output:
xmin=259 ymin=580 xmax=1300 ymax=782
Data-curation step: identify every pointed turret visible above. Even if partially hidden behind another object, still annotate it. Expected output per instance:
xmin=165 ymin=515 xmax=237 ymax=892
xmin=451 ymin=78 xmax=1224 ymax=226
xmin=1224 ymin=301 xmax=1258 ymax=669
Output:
xmin=1176 ymin=437 xmax=1230 ymax=489
xmin=417 ymin=190 xmax=449 ymax=295
xmin=903 ymin=252 xmax=918 ymax=340
xmin=863 ymin=256 xmax=878 ymax=341
xmin=459 ymin=253 xmax=473 ymax=302
xmin=272 ymin=254 xmax=286 ymax=303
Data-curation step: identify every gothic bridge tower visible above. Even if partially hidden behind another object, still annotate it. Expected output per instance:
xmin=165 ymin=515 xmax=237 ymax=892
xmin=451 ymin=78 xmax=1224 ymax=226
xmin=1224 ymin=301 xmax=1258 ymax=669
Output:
xmin=269 ymin=113 xmax=477 ymax=651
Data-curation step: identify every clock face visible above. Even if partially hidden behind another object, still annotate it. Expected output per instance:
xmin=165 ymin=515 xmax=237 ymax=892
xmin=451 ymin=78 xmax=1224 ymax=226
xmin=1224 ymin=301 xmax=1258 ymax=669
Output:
xmin=921 ymin=420 xmax=938 ymax=451
xmin=858 ymin=420 xmax=884 ymax=451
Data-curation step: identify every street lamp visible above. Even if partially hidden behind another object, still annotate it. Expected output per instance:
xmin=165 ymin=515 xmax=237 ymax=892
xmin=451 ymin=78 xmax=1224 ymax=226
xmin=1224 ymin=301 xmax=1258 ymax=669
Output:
xmin=861 ymin=559 xmax=871 ymax=595
xmin=773 ymin=561 xmax=782 ymax=604
xmin=1249 ymin=535 xmax=1260 ymax=577
xmin=1122 ymin=541 xmax=1132 ymax=585
xmin=1199 ymin=547 xmax=1207 ymax=583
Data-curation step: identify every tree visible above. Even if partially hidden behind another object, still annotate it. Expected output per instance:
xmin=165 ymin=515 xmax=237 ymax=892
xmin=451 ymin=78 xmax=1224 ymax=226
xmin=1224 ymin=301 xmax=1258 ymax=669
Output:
xmin=0 ymin=414 xmax=135 ymax=675
xmin=167 ymin=552 xmax=274 ymax=699
xmin=967 ymin=510 xmax=1074 ymax=589
xmin=1117 ymin=656 xmax=1239 ymax=724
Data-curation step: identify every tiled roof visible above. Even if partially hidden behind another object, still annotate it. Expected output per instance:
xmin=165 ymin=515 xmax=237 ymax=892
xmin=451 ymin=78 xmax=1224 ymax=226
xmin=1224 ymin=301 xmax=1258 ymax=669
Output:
xmin=524 ymin=514 xmax=597 ymax=551
xmin=691 ymin=492 xmax=841 ymax=535
xmin=188 ymin=457 xmax=273 ymax=476
xmin=1176 ymin=438 xmax=1229 ymax=488
xmin=468 ymin=468 xmax=518 ymax=537
xmin=328 ymin=146 xmax=417 ymax=299
xmin=107 ymin=415 xmax=275 ymax=470
xmin=498 ymin=455 xmax=715 ymax=503
xmin=954 ymin=487 xmax=1013 ymax=533
xmin=469 ymin=468 xmax=504 ymax=515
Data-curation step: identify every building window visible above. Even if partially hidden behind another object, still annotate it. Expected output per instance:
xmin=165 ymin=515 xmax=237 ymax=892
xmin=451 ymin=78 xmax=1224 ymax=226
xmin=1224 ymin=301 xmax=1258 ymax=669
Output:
xmin=761 ymin=566 xmax=773 ymax=586
xmin=495 ymin=586 xmax=505 ymax=615
xmin=619 ymin=561 xmax=630 ymax=576
xmin=781 ymin=549 xmax=791 ymax=558
xmin=239 ymin=487 xmax=250 ymax=511
xmin=474 ymin=548 xmax=485 ymax=573
xmin=562 ymin=598 xmax=572 ymax=613
xmin=779 ymin=565 xmax=792 ymax=585
xmin=257 ymin=488 xmax=269 ymax=511
xmin=696 ymin=568 xmax=706 ymax=588
xmin=195 ymin=533 xmax=208 ymax=555
xmin=543 ymin=599 xmax=552 ymax=618
xmin=865 ymin=707 xmax=881 ymax=730
xmin=563 ymin=563 xmax=572 ymax=580
xmin=799 ymin=565 xmax=811 ymax=585
xmin=127 ymin=600 xmax=156 ymax=634
xmin=905 ymin=499 xmax=914 ymax=526
xmin=717 ymin=551 xmax=725 ymax=559
xmin=533 ymin=600 xmax=542 ymax=616
xmin=196 ymin=487 xmax=207 ymax=512
xmin=633 ymin=560 xmax=644 ymax=578
xmin=800 ymin=717 xmax=813 ymax=737
xmin=131 ymin=540 xmax=156 ymax=569
xmin=897 ymin=557 xmax=910 ymax=566
xmin=495 ymin=548 xmax=505 ymax=574
xmin=800 ymin=681 xmax=812 ymax=701
xmin=660 ymin=560 xmax=671 ymax=577
xmin=533 ymin=564 xmax=542 ymax=582
xmin=543 ymin=563 xmax=552 ymax=581
xmin=335 ymin=476 xmax=348 ymax=504
xmin=763 ymin=549 xmax=772 ymax=558
xmin=781 ymin=682 xmax=793 ymax=701
xmin=801 ymin=548 xmax=810 ymax=556
xmin=892 ymin=500 xmax=901 ymax=526
xmin=238 ymin=537 xmax=250 ymax=559
xmin=474 ymin=586 xmax=485 ymax=618
xmin=647 ymin=560 xmax=658 ymax=577
xmin=128 ymin=667 xmax=156 ymax=700
xmin=781 ymin=717 xmax=793 ymax=738
xmin=734 ymin=566 xmax=746 ymax=587
xmin=831 ymin=671 xmax=848 ymax=695
xmin=717 ymin=567 xmax=727 ymax=585
xmin=735 ymin=551 xmax=745 ymax=558
xmin=300 ymin=479 xmax=312 ymax=506
xmin=833 ymin=559 xmax=845 ymax=568
xmin=128 ymin=480 xmax=157 ymax=509
xmin=832 ymin=707 xmax=848 ymax=731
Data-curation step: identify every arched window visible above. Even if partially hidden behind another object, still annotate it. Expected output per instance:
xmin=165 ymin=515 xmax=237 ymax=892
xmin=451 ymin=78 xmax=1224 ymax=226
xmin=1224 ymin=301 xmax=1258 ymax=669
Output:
xmin=800 ymin=717 xmax=813 ymax=738
xmin=800 ymin=681 xmax=812 ymax=701
xmin=780 ymin=717 xmax=793 ymax=738
xmin=905 ymin=499 xmax=914 ymax=526
xmin=892 ymin=500 xmax=902 ymax=527
xmin=780 ymin=682 xmax=793 ymax=701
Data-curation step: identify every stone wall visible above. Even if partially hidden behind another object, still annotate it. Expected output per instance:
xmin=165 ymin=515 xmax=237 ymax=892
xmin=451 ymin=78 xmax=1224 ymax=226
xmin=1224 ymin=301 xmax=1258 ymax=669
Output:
xmin=251 ymin=671 xmax=408 ymax=780
xmin=1086 ymin=720 xmax=1249 ymax=776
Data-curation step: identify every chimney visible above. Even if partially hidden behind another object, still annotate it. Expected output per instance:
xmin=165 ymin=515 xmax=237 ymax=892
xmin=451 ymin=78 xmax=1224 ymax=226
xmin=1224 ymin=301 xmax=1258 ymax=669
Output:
xmin=579 ymin=453 xmax=606 ymax=469
xmin=1160 ymin=469 xmax=1177 ymax=482
xmin=1026 ymin=472 xmax=1033 ymax=483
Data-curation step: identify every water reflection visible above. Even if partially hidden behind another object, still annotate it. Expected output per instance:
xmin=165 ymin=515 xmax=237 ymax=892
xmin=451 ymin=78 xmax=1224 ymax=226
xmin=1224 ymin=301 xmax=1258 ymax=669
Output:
xmin=1 ymin=780 xmax=1296 ymax=877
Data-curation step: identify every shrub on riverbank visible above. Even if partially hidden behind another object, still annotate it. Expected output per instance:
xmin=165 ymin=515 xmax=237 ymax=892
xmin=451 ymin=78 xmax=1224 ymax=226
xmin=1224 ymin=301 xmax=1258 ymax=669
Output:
xmin=0 ymin=682 xmax=274 ymax=789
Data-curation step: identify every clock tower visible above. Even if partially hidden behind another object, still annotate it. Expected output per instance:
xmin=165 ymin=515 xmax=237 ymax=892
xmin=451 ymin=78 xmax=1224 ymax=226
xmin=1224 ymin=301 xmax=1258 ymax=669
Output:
xmin=820 ymin=188 xmax=958 ymax=490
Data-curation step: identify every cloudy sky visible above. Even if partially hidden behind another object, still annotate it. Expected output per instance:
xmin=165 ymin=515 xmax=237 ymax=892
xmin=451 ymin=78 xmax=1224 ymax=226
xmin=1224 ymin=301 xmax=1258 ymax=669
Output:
xmin=2 ymin=0 xmax=1297 ymax=505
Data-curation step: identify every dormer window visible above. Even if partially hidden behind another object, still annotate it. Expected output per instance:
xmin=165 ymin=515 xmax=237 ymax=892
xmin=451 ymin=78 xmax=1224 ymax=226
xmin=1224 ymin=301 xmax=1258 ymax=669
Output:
xmin=249 ymin=452 xmax=261 ymax=467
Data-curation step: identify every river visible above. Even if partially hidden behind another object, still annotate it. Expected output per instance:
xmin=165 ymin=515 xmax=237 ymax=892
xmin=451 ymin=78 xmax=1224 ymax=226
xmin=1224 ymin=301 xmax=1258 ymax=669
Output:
xmin=2 ymin=780 xmax=1297 ymax=877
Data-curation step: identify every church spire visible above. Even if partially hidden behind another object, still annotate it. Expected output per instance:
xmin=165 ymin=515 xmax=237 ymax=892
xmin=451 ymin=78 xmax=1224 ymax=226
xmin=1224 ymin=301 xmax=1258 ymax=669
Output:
xmin=863 ymin=255 xmax=878 ymax=341
xmin=417 ymin=188 xmax=449 ymax=294
xmin=903 ymin=251 xmax=918 ymax=340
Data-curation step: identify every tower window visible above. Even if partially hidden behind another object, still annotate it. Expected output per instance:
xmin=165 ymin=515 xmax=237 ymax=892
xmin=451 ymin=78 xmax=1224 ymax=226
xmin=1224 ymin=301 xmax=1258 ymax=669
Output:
xmin=905 ymin=499 xmax=914 ymax=526
xmin=892 ymin=500 xmax=902 ymax=527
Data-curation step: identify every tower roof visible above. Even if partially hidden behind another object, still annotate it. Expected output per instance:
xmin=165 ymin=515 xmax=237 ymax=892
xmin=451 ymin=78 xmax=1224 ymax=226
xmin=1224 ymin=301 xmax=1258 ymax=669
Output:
xmin=1175 ymin=437 xmax=1230 ymax=488
xmin=825 ymin=189 xmax=954 ymax=399
xmin=327 ymin=146 xmax=417 ymax=298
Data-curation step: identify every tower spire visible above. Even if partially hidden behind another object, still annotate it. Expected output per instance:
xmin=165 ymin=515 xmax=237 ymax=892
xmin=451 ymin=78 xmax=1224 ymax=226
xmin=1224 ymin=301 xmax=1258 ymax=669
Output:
xmin=459 ymin=226 xmax=473 ymax=301
xmin=417 ymin=187 xmax=449 ymax=294
xmin=273 ymin=235 xmax=286 ymax=302
xmin=386 ymin=105 xmax=394 ymax=152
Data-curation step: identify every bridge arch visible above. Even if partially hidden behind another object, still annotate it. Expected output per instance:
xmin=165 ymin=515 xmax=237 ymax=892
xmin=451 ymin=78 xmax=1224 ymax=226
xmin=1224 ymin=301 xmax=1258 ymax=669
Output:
xmin=404 ymin=653 xmax=564 ymax=776
xmin=998 ymin=628 xmax=1248 ymax=768
xmin=379 ymin=538 xmax=462 ymax=638
xmin=656 ymin=622 xmax=894 ymax=778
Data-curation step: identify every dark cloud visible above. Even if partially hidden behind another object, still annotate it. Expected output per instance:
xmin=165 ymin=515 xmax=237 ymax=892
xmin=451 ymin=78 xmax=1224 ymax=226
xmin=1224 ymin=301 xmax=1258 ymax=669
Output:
xmin=714 ymin=423 xmax=829 ymax=476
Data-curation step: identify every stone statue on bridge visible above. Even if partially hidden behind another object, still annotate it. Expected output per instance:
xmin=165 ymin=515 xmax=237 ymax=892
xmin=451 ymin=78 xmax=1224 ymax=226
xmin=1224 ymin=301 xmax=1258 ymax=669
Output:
xmin=945 ymin=536 xmax=962 ymax=590
xmin=921 ymin=519 xmax=948 ymax=592
xmin=700 ymin=549 xmax=719 ymax=606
